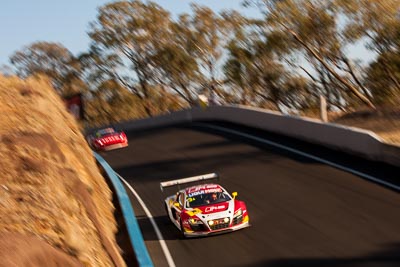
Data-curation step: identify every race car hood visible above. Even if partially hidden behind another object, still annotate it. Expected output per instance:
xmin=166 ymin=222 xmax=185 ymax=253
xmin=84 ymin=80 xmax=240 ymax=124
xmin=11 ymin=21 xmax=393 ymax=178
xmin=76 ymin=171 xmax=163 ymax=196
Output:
xmin=196 ymin=202 xmax=229 ymax=214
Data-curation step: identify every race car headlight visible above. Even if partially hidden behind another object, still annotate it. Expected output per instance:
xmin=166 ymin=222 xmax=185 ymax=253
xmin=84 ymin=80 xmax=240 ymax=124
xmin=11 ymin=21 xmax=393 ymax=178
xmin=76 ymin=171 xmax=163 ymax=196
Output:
xmin=208 ymin=218 xmax=230 ymax=226
xmin=234 ymin=209 xmax=242 ymax=217
xmin=188 ymin=218 xmax=203 ymax=225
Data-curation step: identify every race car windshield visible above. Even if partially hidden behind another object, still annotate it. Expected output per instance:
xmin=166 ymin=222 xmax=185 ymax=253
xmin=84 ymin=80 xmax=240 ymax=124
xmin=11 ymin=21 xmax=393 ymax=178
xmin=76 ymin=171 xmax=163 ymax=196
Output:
xmin=186 ymin=192 xmax=231 ymax=208
xmin=96 ymin=128 xmax=116 ymax=137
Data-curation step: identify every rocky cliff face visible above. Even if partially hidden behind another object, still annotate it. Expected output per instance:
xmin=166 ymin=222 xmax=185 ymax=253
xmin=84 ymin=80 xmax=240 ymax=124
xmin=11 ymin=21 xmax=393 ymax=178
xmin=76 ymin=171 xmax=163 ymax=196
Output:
xmin=0 ymin=75 xmax=126 ymax=267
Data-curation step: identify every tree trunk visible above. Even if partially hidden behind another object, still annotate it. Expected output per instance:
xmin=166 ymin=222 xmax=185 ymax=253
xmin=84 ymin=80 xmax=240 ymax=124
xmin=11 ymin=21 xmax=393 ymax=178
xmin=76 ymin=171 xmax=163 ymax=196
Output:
xmin=288 ymin=29 xmax=376 ymax=109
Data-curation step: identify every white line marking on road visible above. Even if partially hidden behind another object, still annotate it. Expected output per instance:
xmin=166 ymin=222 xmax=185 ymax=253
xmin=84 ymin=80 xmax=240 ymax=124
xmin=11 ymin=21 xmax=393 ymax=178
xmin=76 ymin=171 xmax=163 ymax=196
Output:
xmin=117 ymin=173 xmax=176 ymax=267
xmin=199 ymin=123 xmax=400 ymax=191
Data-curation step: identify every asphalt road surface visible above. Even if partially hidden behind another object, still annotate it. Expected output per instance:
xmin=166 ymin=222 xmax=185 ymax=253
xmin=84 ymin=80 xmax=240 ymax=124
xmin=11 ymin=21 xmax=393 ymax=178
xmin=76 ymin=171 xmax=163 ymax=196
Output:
xmin=101 ymin=122 xmax=400 ymax=267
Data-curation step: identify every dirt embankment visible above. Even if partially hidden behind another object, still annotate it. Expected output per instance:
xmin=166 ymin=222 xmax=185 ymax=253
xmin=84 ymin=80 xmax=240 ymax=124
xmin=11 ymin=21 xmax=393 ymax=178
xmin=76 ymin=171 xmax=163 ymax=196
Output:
xmin=332 ymin=108 xmax=400 ymax=146
xmin=0 ymin=75 xmax=126 ymax=267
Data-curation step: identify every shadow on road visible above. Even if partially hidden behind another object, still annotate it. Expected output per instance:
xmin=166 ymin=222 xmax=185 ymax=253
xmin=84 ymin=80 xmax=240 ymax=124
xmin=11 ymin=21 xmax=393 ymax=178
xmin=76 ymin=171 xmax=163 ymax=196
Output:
xmin=262 ymin=243 xmax=400 ymax=267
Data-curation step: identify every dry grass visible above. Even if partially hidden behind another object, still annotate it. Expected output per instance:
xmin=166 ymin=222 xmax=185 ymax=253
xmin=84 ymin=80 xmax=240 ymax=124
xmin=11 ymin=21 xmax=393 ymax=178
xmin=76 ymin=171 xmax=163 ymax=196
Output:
xmin=300 ymin=107 xmax=400 ymax=146
xmin=332 ymin=108 xmax=400 ymax=146
xmin=0 ymin=75 xmax=125 ymax=267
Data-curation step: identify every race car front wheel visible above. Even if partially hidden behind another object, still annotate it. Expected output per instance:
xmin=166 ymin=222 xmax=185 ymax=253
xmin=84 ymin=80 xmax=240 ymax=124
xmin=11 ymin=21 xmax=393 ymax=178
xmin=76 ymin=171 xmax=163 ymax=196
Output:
xmin=164 ymin=204 xmax=169 ymax=217
xmin=164 ymin=204 xmax=171 ymax=223
xmin=179 ymin=219 xmax=186 ymax=239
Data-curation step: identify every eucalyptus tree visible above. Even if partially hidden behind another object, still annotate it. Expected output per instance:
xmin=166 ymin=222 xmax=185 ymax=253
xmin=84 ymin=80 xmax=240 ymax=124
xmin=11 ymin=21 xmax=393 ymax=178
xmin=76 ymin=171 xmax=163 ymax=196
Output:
xmin=151 ymin=14 xmax=201 ymax=106
xmin=365 ymin=52 xmax=400 ymax=105
xmin=188 ymin=4 xmax=231 ymax=96
xmin=152 ymin=5 xmax=236 ymax=105
xmin=280 ymin=75 xmax=314 ymax=111
xmin=223 ymin=11 xmax=314 ymax=111
xmin=78 ymin=48 xmax=150 ymax=123
xmin=224 ymin=39 xmax=257 ymax=105
xmin=244 ymin=0 xmax=376 ymax=109
xmin=88 ymin=0 xmax=173 ymax=116
xmin=252 ymin=41 xmax=290 ymax=111
xmin=225 ymin=37 xmax=314 ymax=111
xmin=336 ymin=0 xmax=400 ymax=104
xmin=78 ymin=47 xmax=123 ymax=92
xmin=222 ymin=11 xmax=256 ymax=105
xmin=10 ymin=42 xmax=82 ymax=95
xmin=84 ymin=79 xmax=147 ymax=127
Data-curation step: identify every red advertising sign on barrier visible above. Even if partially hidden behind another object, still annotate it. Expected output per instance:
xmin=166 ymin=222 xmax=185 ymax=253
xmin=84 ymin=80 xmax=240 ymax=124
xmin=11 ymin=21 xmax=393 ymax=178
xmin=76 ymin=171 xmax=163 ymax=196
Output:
xmin=64 ymin=93 xmax=84 ymax=120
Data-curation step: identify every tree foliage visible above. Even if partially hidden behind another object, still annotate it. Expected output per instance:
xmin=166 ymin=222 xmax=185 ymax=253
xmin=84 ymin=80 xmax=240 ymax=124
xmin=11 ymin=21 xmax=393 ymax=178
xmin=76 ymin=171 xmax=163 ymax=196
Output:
xmin=336 ymin=0 xmax=400 ymax=102
xmin=366 ymin=51 xmax=400 ymax=105
xmin=245 ymin=0 xmax=377 ymax=109
xmin=8 ymin=0 xmax=400 ymax=125
xmin=10 ymin=42 xmax=82 ymax=95
xmin=88 ymin=0 xmax=173 ymax=116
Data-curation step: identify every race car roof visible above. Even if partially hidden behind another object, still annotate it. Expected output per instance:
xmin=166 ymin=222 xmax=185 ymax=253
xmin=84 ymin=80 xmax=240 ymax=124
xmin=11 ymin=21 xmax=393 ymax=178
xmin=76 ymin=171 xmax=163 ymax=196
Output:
xmin=96 ymin=127 xmax=116 ymax=135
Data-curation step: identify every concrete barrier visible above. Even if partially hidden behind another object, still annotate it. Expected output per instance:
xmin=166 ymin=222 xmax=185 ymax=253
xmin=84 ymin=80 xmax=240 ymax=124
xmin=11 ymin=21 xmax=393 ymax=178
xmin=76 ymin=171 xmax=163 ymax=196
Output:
xmin=381 ymin=143 xmax=400 ymax=166
xmin=115 ymin=105 xmax=400 ymax=166
xmin=119 ymin=109 xmax=192 ymax=132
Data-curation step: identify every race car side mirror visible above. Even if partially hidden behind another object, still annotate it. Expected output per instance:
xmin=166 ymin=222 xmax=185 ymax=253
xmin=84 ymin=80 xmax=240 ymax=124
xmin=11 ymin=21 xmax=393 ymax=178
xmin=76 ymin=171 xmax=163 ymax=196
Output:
xmin=232 ymin=192 xmax=238 ymax=199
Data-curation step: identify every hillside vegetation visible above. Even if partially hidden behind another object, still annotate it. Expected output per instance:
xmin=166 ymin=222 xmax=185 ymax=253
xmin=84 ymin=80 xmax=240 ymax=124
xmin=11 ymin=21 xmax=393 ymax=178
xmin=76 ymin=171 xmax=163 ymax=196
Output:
xmin=0 ymin=75 xmax=125 ymax=267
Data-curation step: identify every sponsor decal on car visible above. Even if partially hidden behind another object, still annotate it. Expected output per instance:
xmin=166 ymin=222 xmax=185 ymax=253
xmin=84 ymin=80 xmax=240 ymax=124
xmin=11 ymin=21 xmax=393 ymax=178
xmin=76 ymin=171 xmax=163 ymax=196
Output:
xmin=188 ymin=190 xmax=204 ymax=197
xmin=187 ymin=188 xmax=222 ymax=197
xmin=205 ymin=205 xmax=226 ymax=212
xmin=186 ymin=184 xmax=219 ymax=193
xmin=204 ymin=188 xmax=222 ymax=194
xmin=106 ymin=136 xmax=116 ymax=142
xmin=185 ymin=208 xmax=202 ymax=216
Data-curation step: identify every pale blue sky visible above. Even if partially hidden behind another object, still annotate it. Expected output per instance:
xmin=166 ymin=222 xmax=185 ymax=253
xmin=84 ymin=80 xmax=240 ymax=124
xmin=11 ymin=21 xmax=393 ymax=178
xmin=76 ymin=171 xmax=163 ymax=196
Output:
xmin=0 ymin=0 xmax=373 ymax=70
xmin=0 ymin=0 xmax=259 ymax=66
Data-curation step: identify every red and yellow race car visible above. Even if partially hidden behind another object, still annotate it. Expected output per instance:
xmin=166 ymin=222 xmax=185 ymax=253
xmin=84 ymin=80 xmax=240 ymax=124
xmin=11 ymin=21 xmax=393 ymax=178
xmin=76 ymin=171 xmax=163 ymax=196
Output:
xmin=86 ymin=127 xmax=128 ymax=151
xmin=161 ymin=173 xmax=250 ymax=238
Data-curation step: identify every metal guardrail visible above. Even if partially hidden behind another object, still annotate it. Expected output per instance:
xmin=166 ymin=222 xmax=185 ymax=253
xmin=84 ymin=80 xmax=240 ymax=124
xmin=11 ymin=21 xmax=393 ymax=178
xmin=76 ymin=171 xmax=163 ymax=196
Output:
xmin=94 ymin=152 xmax=154 ymax=267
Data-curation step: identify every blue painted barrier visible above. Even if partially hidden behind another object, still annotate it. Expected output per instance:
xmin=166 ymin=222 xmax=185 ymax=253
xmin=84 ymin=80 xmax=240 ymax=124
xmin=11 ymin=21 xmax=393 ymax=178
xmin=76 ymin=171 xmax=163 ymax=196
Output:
xmin=94 ymin=152 xmax=154 ymax=267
